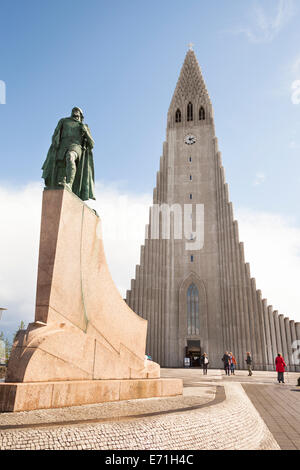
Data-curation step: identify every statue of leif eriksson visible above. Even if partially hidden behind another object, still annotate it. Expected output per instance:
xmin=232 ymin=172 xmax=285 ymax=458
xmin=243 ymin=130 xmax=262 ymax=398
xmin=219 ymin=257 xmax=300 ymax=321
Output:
xmin=42 ymin=107 xmax=95 ymax=201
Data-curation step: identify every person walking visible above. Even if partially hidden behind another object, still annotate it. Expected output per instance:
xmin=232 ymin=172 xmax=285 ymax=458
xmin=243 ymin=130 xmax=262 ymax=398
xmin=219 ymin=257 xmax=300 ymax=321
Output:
xmin=222 ymin=351 xmax=231 ymax=376
xmin=245 ymin=352 xmax=253 ymax=376
xmin=201 ymin=352 xmax=209 ymax=375
xmin=275 ymin=353 xmax=287 ymax=384
xmin=230 ymin=352 xmax=237 ymax=375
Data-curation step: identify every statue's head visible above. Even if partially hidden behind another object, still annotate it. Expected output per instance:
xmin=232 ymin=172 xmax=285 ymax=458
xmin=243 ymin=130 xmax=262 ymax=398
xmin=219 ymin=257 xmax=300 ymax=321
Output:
xmin=71 ymin=107 xmax=84 ymax=122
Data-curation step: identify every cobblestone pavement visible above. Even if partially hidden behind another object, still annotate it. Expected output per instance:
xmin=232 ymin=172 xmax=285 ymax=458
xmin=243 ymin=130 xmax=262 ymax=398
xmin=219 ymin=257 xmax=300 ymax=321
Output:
xmin=0 ymin=369 xmax=284 ymax=450
xmin=0 ymin=387 xmax=216 ymax=429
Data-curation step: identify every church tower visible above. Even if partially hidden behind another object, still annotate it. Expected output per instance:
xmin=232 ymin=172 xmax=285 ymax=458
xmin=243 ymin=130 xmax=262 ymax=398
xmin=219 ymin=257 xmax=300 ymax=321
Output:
xmin=126 ymin=48 xmax=300 ymax=370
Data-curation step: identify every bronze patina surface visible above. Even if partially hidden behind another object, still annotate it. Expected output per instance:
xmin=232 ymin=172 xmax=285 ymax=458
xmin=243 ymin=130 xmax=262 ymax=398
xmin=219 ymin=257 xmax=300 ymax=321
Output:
xmin=42 ymin=107 xmax=95 ymax=201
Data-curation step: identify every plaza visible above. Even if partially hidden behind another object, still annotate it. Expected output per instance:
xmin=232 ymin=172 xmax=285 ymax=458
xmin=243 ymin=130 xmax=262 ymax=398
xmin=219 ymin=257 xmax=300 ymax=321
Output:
xmin=0 ymin=368 xmax=299 ymax=450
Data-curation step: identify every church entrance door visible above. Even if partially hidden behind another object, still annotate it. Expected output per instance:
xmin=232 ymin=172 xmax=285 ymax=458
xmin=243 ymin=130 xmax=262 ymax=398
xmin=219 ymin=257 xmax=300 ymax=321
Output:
xmin=186 ymin=340 xmax=201 ymax=367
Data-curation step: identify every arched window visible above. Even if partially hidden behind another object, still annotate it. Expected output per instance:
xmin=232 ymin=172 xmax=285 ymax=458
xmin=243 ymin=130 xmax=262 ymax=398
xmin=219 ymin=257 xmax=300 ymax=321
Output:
xmin=199 ymin=106 xmax=205 ymax=121
xmin=187 ymin=102 xmax=193 ymax=122
xmin=187 ymin=283 xmax=200 ymax=335
xmin=175 ymin=108 xmax=181 ymax=123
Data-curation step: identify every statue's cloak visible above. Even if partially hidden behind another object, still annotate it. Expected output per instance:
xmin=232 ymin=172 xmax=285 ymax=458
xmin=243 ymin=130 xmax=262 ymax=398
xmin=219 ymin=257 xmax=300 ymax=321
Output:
xmin=42 ymin=118 xmax=95 ymax=201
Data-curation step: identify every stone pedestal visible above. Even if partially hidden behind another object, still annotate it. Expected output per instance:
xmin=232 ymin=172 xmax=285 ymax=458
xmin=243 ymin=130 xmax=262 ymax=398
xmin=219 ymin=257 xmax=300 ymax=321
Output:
xmin=0 ymin=378 xmax=182 ymax=412
xmin=0 ymin=189 xmax=182 ymax=411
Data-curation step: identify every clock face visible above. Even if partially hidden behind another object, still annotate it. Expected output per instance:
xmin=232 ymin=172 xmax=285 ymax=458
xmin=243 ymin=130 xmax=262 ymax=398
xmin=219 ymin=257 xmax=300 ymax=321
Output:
xmin=184 ymin=135 xmax=196 ymax=145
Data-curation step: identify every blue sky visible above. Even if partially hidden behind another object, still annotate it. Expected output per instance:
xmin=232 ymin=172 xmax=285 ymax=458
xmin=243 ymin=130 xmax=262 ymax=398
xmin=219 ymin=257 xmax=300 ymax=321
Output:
xmin=1 ymin=0 xmax=300 ymax=337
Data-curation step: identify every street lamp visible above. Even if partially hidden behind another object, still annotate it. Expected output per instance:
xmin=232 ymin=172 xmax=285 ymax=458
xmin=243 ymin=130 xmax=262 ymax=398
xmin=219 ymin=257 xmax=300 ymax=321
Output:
xmin=0 ymin=308 xmax=7 ymax=321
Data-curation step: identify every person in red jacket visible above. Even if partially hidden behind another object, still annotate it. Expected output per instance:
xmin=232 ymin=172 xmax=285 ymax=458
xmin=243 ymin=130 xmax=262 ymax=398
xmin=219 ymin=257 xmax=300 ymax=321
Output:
xmin=275 ymin=353 xmax=287 ymax=384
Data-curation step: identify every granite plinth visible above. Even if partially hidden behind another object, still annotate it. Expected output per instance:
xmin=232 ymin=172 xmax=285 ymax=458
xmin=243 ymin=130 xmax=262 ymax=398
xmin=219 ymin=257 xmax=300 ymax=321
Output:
xmin=0 ymin=378 xmax=183 ymax=412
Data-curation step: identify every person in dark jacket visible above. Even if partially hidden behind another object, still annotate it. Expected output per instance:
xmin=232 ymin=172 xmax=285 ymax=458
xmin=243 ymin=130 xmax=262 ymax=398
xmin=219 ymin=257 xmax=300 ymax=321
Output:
xmin=275 ymin=353 xmax=287 ymax=384
xmin=201 ymin=353 xmax=209 ymax=375
xmin=245 ymin=352 xmax=253 ymax=376
xmin=222 ymin=352 xmax=230 ymax=376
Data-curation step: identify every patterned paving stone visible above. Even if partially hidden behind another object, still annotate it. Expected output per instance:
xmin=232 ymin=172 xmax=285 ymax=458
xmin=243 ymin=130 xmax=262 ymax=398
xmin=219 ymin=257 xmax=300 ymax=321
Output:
xmin=0 ymin=377 xmax=278 ymax=450
xmin=1 ymin=369 xmax=298 ymax=450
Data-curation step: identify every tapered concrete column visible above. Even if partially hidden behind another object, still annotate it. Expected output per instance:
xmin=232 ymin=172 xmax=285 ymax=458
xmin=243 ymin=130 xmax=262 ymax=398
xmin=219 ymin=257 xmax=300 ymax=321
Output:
xmin=239 ymin=243 xmax=251 ymax=366
xmin=219 ymin=178 xmax=231 ymax=351
xmin=156 ymin=169 xmax=163 ymax=365
xmin=157 ymin=238 xmax=162 ymax=365
xmin=142 ymin=240 xmax=149 ymax=323
xmin=294 ymin=323 xmax=300 ymax=372
xmin=268 ymin=307 xmax=277 ymax=367
xmin=126 ymin=290 xmax=131 ymax=306
xmin=251 ymin=279 xmax=263 ymax=369
xmin=232 ymin=220 xmax=244 ymax=367
xmin=216 ymin=164 xmax=229 ymax=352
xmin=156 ymin=243 xmax=161 ymax=363
xmin=139 ymin=247 xmax=145 ymax=319
xmin=219 ymin=176 xmax=230 ymax=351
xmin=256 ymin=290 xmax=268 ymax=370
xmin=135 ymin=265 xmax=140 ymax=315
xmin=215 ymin=159 xmax=226 ymax=353
xmin=227 ymin=211 xmax=242 ymax=367
xmin=279 ymin=315 xmax=289 ymax=366
xmin=160 ymin=153 xmax=167 ymax=366
xmin=245 ymin=265 xmax=257 ymax=364
xmin=146 ymin=236 xmax=153 ymax=356
xmin=273 ymin=311 xmax=282 ymax=356
xmin=290 ymin=321 xmax=297 ymax=371
xmin=284 ymin=318 xmax=294 ymax=371
xmin=263 ymin=300 xmax=273 ymax=370
xmin=225 ymin=201 xmax=236 ymax=355
xmin=290 ymin=320 xmax=297 ymax=344
xmin=161 ymin=239 xmax=166 ymax=366
xmin=296 ymin=323 xmax=300 ymax=341
xmin=164 ymin=239 xmax=172 ymax=367
xmin=153 ymin=176 xmax=160 ymax=362
xmin=143 ymin=240 xmax=151 ymax=355
xmin=130 ymin=279 xmax=136 ymax=312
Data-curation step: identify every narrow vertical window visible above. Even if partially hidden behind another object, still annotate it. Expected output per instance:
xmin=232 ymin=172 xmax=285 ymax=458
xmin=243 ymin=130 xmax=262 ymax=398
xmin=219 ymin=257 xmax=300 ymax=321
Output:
xmin=190 ymin=194 xmax=192 ymax=200
xmin=199 ymin=106 xmax=205 ymax=121
xmin=175 ymin=108 xmax=181 ymax=123
xmin=187 ymin=283 xmax=200 ymax=335
xmin=191 ymin=255 xmax=194 ymax=262
xmin=190 ymin=175 xmax=192 ymax=181
xmin=189 ymin=157 xmax=192 ymax=162
xmin=187 ymin=102 xmax=193 ymax=122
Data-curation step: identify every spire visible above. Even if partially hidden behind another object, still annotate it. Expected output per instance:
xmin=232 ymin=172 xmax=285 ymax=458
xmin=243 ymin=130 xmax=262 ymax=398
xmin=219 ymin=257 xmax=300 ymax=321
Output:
xmin=168 ymin=49 xmax=212 ymax=127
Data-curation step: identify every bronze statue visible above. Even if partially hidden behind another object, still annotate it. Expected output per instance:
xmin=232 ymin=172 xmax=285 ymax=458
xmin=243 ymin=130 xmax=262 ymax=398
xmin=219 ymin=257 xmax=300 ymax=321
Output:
xmin=42 ymin=107 xmax=95 ymax=201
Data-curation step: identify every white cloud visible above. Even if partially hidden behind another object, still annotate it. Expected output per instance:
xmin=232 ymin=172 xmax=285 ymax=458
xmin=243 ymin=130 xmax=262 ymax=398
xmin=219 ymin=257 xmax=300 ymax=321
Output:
xmin=236 ymin=207 xmax=300 ymax=322
xmin=229 ymin=0 xmax=296 ymax=44
xmin=289 ymin=140 xmax=300 ymax=149
xmin=291 ymin=79 xmax=300 ymax=104
xmin=0 ymin=183 xmax=299 ymax=340
xmin=253 ymin=172 xmax=266 ymax=186
xmin=0 ymin=183 xmax=42 ymax=337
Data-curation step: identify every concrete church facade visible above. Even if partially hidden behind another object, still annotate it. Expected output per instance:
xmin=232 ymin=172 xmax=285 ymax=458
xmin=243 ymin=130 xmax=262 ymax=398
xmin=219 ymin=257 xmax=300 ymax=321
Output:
xmin=126 ymin=49 xmax=300 ymax=371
